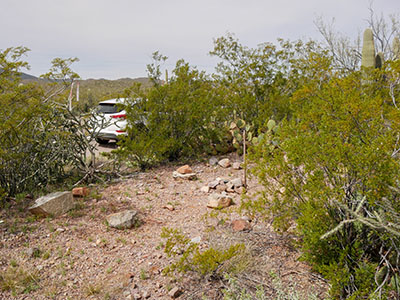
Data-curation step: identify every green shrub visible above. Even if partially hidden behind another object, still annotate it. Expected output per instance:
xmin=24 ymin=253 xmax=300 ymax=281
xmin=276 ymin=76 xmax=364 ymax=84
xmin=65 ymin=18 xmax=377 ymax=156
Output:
xmin=0 ymin=47 xmax=113 ymax=201
xmin=249 ymin=56 xmax=400 ymax=298
xmin=161 ymin=227 xmax=246 ymax=277
xmin=118 ymin=55 xmax=229 ymax=169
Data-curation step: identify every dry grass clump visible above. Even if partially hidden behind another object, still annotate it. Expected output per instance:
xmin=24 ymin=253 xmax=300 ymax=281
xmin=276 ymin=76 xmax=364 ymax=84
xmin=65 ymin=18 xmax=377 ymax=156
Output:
xmin=0 ymin=264 xmax=40 ymax=295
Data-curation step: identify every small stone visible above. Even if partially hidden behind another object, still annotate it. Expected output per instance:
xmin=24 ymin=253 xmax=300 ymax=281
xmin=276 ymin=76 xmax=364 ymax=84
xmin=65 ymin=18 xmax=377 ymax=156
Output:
xmin=176 ymin=165 xmax=193 ymax=174
xmin=200 ymin=186 xmax=210 ymax=193
xmin=231 ymin=219 xmax=251 ymax=232
xmin=172 ymin=171 xmax=197 ymax=180
xmin=215 ymin=184 xmax=227 ymax=193
xmin=230 ymin=178 xmax=243 ymax=188
xmin=123 ymin=290 xmax=132 ymax=297
xmin=163 ymin=205 xmax=175 ymax=211
xmin=209 ymin=157 xmax=218 ymax=166
xmin=235 ymin=187 xmax=244 ymax=194
xmin=218 ymin=158 xmax=231 ymax=168
xmin=190 ymin=236 xmax=201 ymax=244
xmin=207 ymin=193 xmax=233 ymax=209
xmin=106 ymin=210 xmax=140 ymax=229
xmin=72 ymin=187 xmax=90 ymax=197
xmin=232 ymin=162 xmax=242 ymax=170
xmin=168 ymin=287 xmax=182 ymax=298
xmin=226 ymin=186 xmax=235 ymax=193
xmin=142 ymin=290 xmax=151 ymax=298
xmin=133 ymin=293 xmax=142 ymax=300
xmin=208 ymin=180 xmax=219 ymax=189
xmin=218 ymin=178 xmax=230 ymax=184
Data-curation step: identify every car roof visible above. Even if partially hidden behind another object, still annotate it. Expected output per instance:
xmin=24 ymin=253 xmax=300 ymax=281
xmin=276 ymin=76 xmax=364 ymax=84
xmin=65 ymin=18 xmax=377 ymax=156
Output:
xmin=98 ymin=98 xmax=127 ymax=105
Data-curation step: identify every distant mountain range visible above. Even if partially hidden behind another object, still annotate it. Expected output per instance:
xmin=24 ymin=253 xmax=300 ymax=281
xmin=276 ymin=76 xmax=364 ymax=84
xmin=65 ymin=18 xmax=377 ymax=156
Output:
xmin=16 ymin=71 xmax=153 ymax=102
xmin=20 ymin=71 xmax=39 ymax=80
xmin=18 ymin=71 xmax=152 ymax=89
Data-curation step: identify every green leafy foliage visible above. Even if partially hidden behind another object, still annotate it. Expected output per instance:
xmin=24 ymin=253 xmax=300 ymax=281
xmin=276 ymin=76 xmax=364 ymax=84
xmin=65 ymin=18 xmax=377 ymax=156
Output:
xmin=118 ymin=55 xmax=229 ymax=169
xmin=0 ymin=47 xmax=115 ymax=202
xmin=249 ymin=50 xmax=400 ymax=298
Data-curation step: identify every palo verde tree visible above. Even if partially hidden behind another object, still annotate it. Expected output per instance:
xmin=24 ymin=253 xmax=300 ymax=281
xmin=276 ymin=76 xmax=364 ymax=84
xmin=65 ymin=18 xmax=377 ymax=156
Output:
xmin=210 ymin=33 xmax=290 ymax=129
xmin=117 ymin=52 xmax=227 ymax=169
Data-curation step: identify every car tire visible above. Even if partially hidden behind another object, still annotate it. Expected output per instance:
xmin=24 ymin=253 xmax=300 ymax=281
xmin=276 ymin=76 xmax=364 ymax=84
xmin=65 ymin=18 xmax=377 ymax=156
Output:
xmin=96 ymin=138 xmax=108 ymax=145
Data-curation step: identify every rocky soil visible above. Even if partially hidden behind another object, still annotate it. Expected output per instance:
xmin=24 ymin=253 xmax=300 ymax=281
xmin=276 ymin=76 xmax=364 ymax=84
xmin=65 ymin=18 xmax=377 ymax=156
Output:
xmin=0 ymin=154 xmax=328 ymax=300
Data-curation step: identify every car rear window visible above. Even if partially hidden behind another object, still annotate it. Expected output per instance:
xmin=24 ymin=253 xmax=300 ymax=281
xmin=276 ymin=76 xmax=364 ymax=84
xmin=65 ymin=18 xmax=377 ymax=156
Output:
xmin=97 ymin=103 xmax=123 ymax=114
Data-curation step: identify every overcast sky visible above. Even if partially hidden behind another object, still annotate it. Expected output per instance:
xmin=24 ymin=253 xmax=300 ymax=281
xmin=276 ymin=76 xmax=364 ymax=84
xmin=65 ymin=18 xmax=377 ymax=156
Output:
xmin=1 ymin=0 xmax=399 ymax=79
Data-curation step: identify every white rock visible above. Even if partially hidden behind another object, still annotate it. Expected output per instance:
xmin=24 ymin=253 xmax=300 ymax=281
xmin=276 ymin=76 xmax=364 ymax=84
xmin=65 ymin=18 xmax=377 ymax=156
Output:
xmin=28 ymin=191 xmax=74 ymax=217
xmin=218 ymin=158 xmax=231 ymax=168
xmin=207 ymin=193 xmax=233 ymax=209
xmin=230 ymin=178 xmax=243 ymax=188
xmin=200 ymin=186 xmax=210 ymax=193
xmin=106 ymin=210 xmax=140 ymax=229
xmin=172 ymin=171 xmax=197 ymax=180
xmin=232 ymin=162 xmax=242 ymax=170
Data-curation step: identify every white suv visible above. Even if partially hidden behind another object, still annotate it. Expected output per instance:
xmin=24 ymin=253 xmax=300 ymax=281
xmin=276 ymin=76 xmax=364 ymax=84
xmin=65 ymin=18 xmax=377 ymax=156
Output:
xmin=95 ymin=98 xmax=127 ymax=144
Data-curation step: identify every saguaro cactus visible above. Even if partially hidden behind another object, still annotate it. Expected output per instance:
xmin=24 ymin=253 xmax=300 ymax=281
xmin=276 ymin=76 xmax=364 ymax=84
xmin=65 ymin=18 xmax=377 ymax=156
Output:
xmin=361 ymin=28 xmax=376 ymax=68
xmin=393 ymin=37 xmax=400 ymax=61
xmin=375 ymin=52 xmax=384 ymax=68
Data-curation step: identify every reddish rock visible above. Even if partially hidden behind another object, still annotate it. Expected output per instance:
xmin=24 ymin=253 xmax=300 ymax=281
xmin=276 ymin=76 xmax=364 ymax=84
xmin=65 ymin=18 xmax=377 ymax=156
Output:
xmin=231 ymin=219 xmax=251 ymax=232
xmin=72 ymin=187 xmax=90 ymax=197
xmin=176 ymin=165 xmax=193 ymax=174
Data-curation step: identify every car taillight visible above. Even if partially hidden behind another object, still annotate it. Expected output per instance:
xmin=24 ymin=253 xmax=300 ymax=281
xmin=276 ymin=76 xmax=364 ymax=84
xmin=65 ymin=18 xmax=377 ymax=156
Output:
xmin=116 ymin=130 xmax=126 ymax=133
xmin=111 ymin=114 xmax=126 ymax=119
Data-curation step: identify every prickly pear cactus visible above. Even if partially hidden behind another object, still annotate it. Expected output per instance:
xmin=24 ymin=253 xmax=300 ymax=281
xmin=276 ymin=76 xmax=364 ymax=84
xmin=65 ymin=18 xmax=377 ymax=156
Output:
xmin=361 ymin=28 xmax=376 ymax=68
xmin=230 ymin=119 xmax=251 ymax=154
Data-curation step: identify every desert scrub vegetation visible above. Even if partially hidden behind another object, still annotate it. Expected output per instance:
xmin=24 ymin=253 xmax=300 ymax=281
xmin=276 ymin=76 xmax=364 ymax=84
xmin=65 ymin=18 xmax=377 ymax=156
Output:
xmin=0 ymin=47 xmax=122 ymax=203
xmin=2 ymin=7 xmax=400 ymax=299
xmin=0 ymin=264 xmax=40 ymax=295
xmin=161 ymin=227 xmax=248 ymax=278
xmin=248 ymin=51 xmax=400 ymax=298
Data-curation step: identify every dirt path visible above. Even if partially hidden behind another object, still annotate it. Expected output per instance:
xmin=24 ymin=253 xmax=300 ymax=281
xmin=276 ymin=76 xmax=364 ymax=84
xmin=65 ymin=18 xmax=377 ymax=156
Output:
xmin=0 ymin=156 xmax=328 ymax=299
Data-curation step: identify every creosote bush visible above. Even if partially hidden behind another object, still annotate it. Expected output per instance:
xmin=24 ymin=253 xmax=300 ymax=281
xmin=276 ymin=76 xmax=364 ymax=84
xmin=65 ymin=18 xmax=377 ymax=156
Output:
xmin=118 ymin=55 xmax=230 ymax=169
xmin=249 ymin=56 xmax=400 ymax=299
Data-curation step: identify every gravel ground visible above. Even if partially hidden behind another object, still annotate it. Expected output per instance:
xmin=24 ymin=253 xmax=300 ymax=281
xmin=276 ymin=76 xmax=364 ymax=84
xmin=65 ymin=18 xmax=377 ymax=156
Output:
xmin=0 ymin=155 xmax=328 ymax=300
